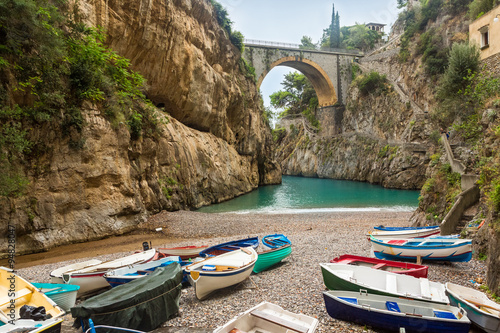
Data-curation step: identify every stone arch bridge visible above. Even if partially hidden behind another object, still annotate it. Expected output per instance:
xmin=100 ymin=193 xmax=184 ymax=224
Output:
xmin=243 ymin=39 xmax=363 ymax=107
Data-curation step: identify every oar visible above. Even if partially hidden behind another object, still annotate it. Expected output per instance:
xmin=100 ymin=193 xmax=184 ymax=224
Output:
xmin=464 ymin=298 xmax=500 ymax=315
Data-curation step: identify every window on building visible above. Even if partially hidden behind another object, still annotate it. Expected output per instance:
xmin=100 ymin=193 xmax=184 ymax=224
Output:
xmin=480 ymin=26 xmax=490 ymax=49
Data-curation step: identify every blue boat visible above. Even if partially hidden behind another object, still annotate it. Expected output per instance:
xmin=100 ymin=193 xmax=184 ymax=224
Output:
xmin=32 ymin=282 xmax=80 ymax=312
xmin=262 ymin=234 xmax=291 ymax=249
xmin=374 ymin=225 xmax=439 ymax=231
xmin=199 ymin=237 xmax=259 ymax=257
xmin=323 ymin=290 xmax=470 ymax=333
xmin=370 ymin=235 xmax=472 ymax=262
xmin=103 ymin=256 xmax=180 ymax=287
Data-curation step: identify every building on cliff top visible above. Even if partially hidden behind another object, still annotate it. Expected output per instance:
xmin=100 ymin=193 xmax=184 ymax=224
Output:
xmin=366 ymin=23 xmax=386 ymax=33
xmin=469 ymin=5 xmax=500 ymax=61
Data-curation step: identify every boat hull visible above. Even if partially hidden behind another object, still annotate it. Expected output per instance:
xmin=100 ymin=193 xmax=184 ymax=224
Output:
xmin=185 ymin=247 xmax=258 ymax=300
xmin=330 ymin=254 xmax=428 ymax=278
xmin=199 ymin=237 xmax=259 ymax=257
xmin=320 ymin=263 xmax=449 ymax=305
xmin=446 ymin=282 xmax=500 ymax=333
xmin=253 ymin=245 xmax=292 ymax=274
xmin=158 ymin=245 xmax=208 ymax=260
xmin=323 ymin=290 xmax=470 ymax=333
xmin=370 ymin=236 xmax=472 ymax=262
xmin=368 ymin=228 xmax=441 ymax=240
xmin=51 ymin=249 xmax=156 ymax=296
xmin=32 ymin=283 xmax=80 ymax=312
xmin=213 ymin=301 xmax=319 ymax=333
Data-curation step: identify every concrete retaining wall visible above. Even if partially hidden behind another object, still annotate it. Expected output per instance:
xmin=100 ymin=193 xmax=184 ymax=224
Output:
xmin=440 ymin=185 xmax=481 ymax=235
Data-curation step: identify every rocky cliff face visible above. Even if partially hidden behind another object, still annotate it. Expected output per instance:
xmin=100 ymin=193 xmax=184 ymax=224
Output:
xmin=0 ymin=0 xmax=281 ymax=256
xmin=275 ymin=82 xmax=431 ymax=190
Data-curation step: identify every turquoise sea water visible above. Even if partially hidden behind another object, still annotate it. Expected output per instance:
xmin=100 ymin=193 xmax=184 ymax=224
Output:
xmin=197 ymin=176 xmax=420 ymax=214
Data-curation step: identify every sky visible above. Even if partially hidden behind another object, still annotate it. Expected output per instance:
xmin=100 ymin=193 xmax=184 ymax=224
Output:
xmin=220 ymin=0 xmax=402 ymax=119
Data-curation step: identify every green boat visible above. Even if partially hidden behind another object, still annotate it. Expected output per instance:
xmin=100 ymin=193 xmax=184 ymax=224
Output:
xmin=253 ymin=244 xmax=292 ymax=273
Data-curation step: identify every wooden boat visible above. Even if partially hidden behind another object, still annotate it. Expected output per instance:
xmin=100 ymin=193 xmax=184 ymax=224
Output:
xmin=0 ymin=268 xmax=65 ymax=326
xmin=323 ymin=290 xmax=470 ymax=333
xmin=103 ymin=256 xmax=180 ymax=287
xmin=368 ymin=227 xmax=441 ymax=240
xmin=0 ymin=318 xmax=64 ymax=333
xmin=184 ymin=247 xmax=258 ymax=300
xmin=50 ymin=248 xmax=156 ymax=296
xmin=157 ymin=245 xmax=208 ymax=260
xmin=330 ymin=254 xmax=428 ymax=278
xmin=71 ymin=264 xmax=183 ymax=332
xmin=213 ymin=301 xmax=319 ymax=333
xmin=374 ymin=225 xmax=440 ymax=231
xmin=369 ymin=235 xmax=472 ymax=262
xmin=445 ymin=282 xmax=500 ymax=333
xmin=262 ymin=234 xmax=291 ymax=249
xmin=253 ymin=244 xmax=292 ymax=274
xmin=31 ymin=283 xmax=80 ymax=312
xmin=199 ymin=237 xmax=259 ymax=257
xmin=320 ymin=263 xmax=449 ymax=304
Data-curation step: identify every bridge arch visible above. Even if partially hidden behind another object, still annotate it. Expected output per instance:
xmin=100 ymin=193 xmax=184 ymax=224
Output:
xmin=257 ymin=56 xmax=338 ymax=107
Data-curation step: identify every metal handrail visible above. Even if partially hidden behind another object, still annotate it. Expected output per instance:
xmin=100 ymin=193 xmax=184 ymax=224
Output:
xmin=244 ymin=39 xmax=363 ymax=55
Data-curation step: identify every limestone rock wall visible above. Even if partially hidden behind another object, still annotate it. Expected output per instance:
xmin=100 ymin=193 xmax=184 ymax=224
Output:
xmin=0 ymin=0 xmax=281 ymax=256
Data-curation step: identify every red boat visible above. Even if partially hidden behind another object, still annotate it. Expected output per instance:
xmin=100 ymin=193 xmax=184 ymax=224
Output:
xmin=330 ymin=254 xmax=428 ymax=278
xmin=158 ymin=245 xmax=208 ymax=260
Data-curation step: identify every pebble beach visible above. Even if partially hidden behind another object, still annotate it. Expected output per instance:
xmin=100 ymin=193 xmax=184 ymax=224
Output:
xmin=15 ymin=210 xmax=487 ymax=332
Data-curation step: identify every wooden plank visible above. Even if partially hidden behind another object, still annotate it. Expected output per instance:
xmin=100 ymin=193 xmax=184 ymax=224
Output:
xmin=250 ymin=310 xmax=309 ymax=333
xmin=416 ymin=255 xmax=422 ymax=265
xmin=371 ymin=263 xmax=386 ymax=270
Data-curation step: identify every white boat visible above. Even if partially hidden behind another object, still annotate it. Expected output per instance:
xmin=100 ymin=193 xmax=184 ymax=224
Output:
xmin=368 ymin=226 xmax=441 ymax=239
xmin=323 ymin=290 xmax=470 ymax=333
xmin=369 ymin=235 xmax=472 ymax=262
xmin=103 ymin=256 xmax=180 ymax=287
xmin=213 ymin=301 xmax=319 ymax=333
xmin=50 ymin=249 xmax=156 ymax=296
xmin=184 ymin=247 xmax=257 ymax=300
xmin=0 ymin=267 xmax=65 ymax=326
xmin=446 ymin=282 xmax=500 ymax=333
xmin=320 ymin=263 xmax=449 ymax=305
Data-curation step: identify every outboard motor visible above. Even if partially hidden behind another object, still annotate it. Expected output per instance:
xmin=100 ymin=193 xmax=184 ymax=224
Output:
xmin=142 ymin=241 xmax=150 ymax=251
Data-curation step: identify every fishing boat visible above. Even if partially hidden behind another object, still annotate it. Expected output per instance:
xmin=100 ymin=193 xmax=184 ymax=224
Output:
xmin=445 ymin=282 xmax=500 ymax=333
xmin=71 ymin=264 xmax=183 ymax=332
xmin=50 ymin=248 xmax=156 ymax=296
xmin=0 ymin=268 xmax=65 ymax=326
xmin=262 ymin=234 xmax=291 ymax=249
xmin=369 ymin=235 xmax=472 ymax=262
xmin=320 ymin=263 xmax=449 ymax=304
xmin=184 ymin=247 xmax=258 ymax=300
xmin=0 ymin=318 xmax=64 ymax=333
xmin=213 ymin=301 xmax=319 ymax=333
xmin=157 ymin=245 xmax=208 ymax=260
xmin=374 ymin=225 xmax=440 ymax=231
xmin=330 ymin=254 xmax=428 ymax=278
xmin=323 ymin=290 xmax=470 ymax=333
xmin=253 ymin=240 xmax=292 ymax=274
xmin=199 ymin=237 xmax=259 ymax=257
xmin=103 ymin=256 xmax=180 ymax=287
xmin=368 ymin=226 xmax=441 ymax=240
xmin=31 ymin=283 xmax=80 ymax=312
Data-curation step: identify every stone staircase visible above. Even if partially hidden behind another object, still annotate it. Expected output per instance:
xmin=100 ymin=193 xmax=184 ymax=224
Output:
xmin=439 ymin=134 xmax=480 ymax=235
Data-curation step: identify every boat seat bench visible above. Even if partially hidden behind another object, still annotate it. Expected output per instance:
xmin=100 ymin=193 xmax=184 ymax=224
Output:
xmin=250 ymin=310 xmax=309 ymax=333
xmin=420 ymin=279 xmax=431 ymax=299
xmin=0 ymin=288 xmax=32 ymax=306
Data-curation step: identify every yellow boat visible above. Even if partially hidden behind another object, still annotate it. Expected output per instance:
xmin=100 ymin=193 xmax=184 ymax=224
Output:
xmin=0 ymin=267 xmax=65 ymax=326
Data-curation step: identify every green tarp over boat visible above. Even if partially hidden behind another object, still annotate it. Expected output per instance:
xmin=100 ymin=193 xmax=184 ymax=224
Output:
xmin=71 ymin=263 xmax=182 ymax=332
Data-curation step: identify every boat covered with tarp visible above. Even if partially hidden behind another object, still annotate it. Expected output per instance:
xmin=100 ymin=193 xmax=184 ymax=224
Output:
xmin=71 ymin=263 xmax=182 ymax=333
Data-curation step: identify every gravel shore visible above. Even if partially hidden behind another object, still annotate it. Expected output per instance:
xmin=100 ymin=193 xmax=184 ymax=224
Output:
xmin=16 ymin=210 xmax=487 ymax=333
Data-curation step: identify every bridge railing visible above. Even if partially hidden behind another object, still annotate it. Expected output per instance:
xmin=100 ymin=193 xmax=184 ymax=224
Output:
xmin=244 ymin=39 xmax=363 ymax=55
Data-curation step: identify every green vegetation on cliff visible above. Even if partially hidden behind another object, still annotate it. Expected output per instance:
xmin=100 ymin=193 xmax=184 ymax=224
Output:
xmin=0 ymin=0 xmax=160 ymax=197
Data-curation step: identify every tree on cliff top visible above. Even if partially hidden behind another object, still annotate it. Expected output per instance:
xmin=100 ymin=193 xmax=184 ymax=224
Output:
xmin=210 ymin=0 xmax=245 ymax=52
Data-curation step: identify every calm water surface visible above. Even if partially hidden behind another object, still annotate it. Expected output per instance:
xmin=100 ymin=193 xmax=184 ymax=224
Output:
xmin=197 ymin=176 xmax=420 ymax=214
